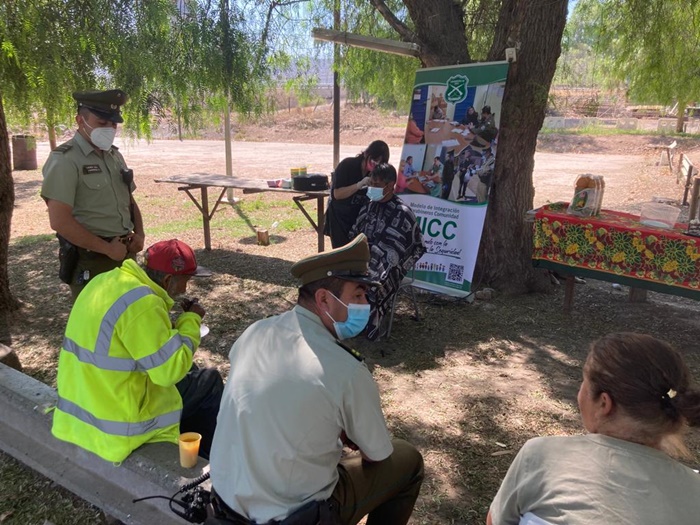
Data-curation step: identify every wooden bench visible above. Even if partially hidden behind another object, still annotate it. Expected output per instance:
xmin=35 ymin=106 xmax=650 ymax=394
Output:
xmin=679 ymin=154 xmax=697 ymax=206
xmin=648 ymin=140 xmax=678 ymax=174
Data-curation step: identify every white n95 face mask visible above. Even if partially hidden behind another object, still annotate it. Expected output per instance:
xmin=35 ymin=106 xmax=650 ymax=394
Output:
xmin=84 ymin=120 xmax=116 ymax=151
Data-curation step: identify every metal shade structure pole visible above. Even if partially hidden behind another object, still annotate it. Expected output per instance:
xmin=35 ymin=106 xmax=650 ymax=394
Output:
xmin=312 ymin=28 xmax=420 ymax=58
xmin=333 ymin=3 xmax=340 ymax=169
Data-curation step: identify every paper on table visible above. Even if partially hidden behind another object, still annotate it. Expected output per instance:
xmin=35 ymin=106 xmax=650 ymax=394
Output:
xmin=430 ymin=127 xmax=441 ymax=133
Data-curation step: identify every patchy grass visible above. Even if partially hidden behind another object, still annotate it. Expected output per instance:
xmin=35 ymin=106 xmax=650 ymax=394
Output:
xmin=11 ymin=233 xmax=54 ymax=247
xmin=147 ymin=197 xmax=308 ymax=239
xmin=7 ymin=229 xmax=700 ymax=525
xmin=0 ymin=452 xmax=107 ymax=525
xmin=6 ymin=133 xmax=700 ymax=524
xmin=539 ymin=126 xmax=700 ymax=139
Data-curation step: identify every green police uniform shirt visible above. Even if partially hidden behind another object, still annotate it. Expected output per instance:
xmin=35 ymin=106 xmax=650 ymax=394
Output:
xmin=41 ymin=132 xmax=136 ymax=238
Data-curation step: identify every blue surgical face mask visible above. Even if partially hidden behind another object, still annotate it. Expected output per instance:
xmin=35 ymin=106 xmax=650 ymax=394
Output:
xmin=326 ymin=292 xmax=370 ymax=340
xmin=366 ymin=186 xmax=384 ymax=202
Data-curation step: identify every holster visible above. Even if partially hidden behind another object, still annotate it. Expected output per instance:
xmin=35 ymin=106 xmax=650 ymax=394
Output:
xmin=57 ymin=234 xmax=78 ymax=284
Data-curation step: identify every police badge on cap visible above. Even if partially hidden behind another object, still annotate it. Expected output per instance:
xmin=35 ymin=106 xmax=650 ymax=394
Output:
xmin=72 ymin=89 xmax=128 ymax=123
xmin=291 ymin=234 xmax=379 ymax=286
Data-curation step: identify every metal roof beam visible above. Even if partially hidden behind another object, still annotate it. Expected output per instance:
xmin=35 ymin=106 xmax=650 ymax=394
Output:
xmin=312 ymin=28 xmax=420 ymax=58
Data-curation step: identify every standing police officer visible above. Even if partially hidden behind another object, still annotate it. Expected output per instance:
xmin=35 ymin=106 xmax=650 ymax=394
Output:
xmin=41 ymin=89 xmax=145 ymax=299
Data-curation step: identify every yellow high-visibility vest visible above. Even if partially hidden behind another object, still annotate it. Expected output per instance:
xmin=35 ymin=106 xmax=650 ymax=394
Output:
xmin=52 ymin=259 xmax=201 ymax=462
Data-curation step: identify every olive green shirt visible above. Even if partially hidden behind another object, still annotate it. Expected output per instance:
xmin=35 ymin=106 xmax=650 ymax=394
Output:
xmin=41 ymin=132 xmax=136 ymax=237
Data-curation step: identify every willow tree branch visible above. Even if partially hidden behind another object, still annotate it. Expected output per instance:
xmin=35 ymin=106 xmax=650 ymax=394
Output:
xmin=368 ymin=0 xmax=420 ymax=44
xmin=260 ymin=0 xmax=306 ymax=50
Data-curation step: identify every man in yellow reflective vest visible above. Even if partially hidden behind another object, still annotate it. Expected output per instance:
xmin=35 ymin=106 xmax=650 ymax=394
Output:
xmin=52 ymin=239 xmax=223 ymax=462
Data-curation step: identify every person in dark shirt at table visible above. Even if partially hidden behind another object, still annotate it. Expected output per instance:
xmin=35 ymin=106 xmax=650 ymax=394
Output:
xmin=441 ymin=151 xmax=456 ymax=200
xmin=460 ymin=106 xmax=479 ymax=128
xmin=325 ymin=140 xmax=390 ymax=248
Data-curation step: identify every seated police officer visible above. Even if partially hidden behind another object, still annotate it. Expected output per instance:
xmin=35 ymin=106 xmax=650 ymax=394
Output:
xmin=41 ymin=88 xmax=145 ymax=300
xmin=208 ymin=234 xmax=424 ymax=525
xmin=52 ymin=239 xmax=223 ymax=462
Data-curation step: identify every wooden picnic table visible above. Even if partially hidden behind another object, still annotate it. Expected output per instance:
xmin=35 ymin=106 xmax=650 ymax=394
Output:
xmin=423 ymin=119 xmax=475 ymax=150
xmin=155 ymin=173 xmax=329 ymax=252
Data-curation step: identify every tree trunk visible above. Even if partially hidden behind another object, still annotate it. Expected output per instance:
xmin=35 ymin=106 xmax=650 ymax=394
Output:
xmin=401 ymin=0 xmax=470 ymax=66
xmin=676 ymin=101 xmax=686 ymax=133
xmin=478 ymin=0 xmax=569 ymax=293
xmin=0 ymin=93 xmax=19 ymax=345
xmin=48 ymin=126 xmax=57 ymax=151
xmin=46 ymin=106 xmax=57 ymax=150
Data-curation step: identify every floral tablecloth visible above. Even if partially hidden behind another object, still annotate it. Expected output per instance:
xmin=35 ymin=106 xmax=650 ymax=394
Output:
xmin=533 ymin=202 xmax=700 ymax=296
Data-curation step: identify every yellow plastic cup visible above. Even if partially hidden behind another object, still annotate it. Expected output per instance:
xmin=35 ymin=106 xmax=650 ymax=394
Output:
xmin=178 ymin=432 xmax=202 ymax=468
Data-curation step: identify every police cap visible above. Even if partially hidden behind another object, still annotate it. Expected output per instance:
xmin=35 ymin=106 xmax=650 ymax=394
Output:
xmin=291 ymin=234 xmax=378 ymax=286
xmin=73 ymin=89 xmax=128 ymax=123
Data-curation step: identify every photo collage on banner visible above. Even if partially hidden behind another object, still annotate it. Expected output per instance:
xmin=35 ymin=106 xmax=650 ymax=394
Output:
xmin=399 ymin=62 xmax=509 ymax=297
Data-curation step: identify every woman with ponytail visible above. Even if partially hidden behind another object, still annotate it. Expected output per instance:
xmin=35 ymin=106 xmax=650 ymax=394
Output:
xmin=488 ymin=332 xmax=700 ymax=525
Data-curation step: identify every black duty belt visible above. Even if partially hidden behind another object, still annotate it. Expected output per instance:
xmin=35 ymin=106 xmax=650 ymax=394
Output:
xmin=208 ymin=489 xmax=339 ymax=525
xmin=209 ymin=489 xmax=253 ymax=525
xmin=99 ymin=234 xmax=130 ymax=243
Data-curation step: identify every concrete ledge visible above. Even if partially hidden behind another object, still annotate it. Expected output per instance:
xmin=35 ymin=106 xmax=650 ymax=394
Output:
xmin=0 ymin=363 xmax=210 ymax=525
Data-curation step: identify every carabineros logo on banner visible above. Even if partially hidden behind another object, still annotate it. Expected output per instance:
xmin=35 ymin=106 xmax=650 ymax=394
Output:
xmin=445 ymin=75 xmax=469 ymax=104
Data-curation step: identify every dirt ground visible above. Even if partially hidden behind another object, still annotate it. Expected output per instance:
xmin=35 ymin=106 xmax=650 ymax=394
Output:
xmin=4 ymin=105 xmax=700 ymax=525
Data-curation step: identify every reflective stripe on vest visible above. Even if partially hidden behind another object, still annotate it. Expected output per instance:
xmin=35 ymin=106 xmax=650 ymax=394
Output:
xmin=57 ymin=396 xmax=181 ymax=436
xmin=61 ymin=286 xmax=194 ymax=371
xmin=96 ymin=287 xmax=154 ymax=355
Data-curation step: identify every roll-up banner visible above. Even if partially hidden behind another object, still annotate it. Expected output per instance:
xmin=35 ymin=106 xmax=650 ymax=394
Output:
xmin=398 ymin=61 xmax=509 ymax=297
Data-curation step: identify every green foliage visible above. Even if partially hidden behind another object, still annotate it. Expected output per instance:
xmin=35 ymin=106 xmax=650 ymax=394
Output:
xmin=338 ymin=1 xmax=417 ymax=108
xmin=554 ymin=3 xmax=612 ymax=88
xmin=0 ymin=1 xmax=100 ymax=130
xmin=0 ymin=0 xmax=274 ymax=137
xmin=298 ymin=0 xmax=503 ymax=111
xmin=301 ymin=0 xmax=419 ymax=110
xmin=340 ymin=47 xmax=418 ymax=109
xmin=462 ymin=0 xmax=501 ymax=60
xmin=570 ymin=0 xmax=700 ymax=107
xmin=281 ymin=56 xmax=323 ymax=108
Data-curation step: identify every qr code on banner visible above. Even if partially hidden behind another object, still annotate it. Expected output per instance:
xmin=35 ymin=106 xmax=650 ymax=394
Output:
xmin=446 ymin=263 xmax=464 ymax=284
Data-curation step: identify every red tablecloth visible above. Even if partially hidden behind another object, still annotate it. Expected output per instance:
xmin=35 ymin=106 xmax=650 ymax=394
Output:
xmin=533 ymin=203 xmax=700 ymax=294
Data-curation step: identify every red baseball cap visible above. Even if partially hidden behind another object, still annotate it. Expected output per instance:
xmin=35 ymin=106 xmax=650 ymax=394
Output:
xmin=145 ymin=239 xmax=212 ymax=277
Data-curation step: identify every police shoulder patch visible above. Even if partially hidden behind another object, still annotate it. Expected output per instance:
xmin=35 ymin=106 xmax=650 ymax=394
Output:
xmin=53 ymin=143 xmax=73 ymax=153
xmin=335 ymin=340 xmax=364 ymax=362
